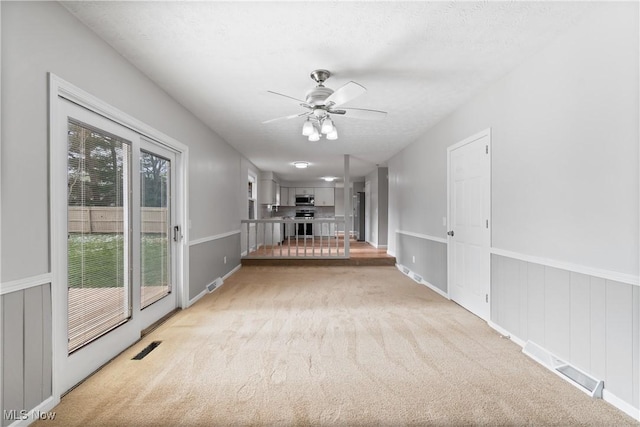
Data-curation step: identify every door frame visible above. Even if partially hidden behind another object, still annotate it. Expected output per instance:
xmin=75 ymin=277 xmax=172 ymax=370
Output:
xmin=446 ymin=128 xmax=492 ymax=320
xmin=49 ymin=74 xmax=190 ymax=401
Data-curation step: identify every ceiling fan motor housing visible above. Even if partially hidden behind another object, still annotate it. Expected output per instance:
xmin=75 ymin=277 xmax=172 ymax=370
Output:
xmin=305 ymin=86 xmax=334 ymax=107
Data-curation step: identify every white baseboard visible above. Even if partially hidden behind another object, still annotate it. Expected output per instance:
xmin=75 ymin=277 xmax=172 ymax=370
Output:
xmin=7 ymin=396 xmax=57 ymax=426
xmin=487 ymin=322 xmax=640 ymax=421
xmin=187 ymin=289 xmax=207 ymax=307
xmin=223 ymin=264 xmax=242 ymax=281
xmin=187 ymin=264 xmax=241 ymax=307
xmin=603 ymin=389 xmax=640 ymax=421
xmin=395 ymin=263 xmax=449 ymax=299
xmin=487 ymin=321 xmax=526 ymax=347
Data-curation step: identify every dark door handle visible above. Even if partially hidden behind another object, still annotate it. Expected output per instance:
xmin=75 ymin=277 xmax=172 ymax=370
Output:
xmin=447 ymin=230 xmax=454 ymax=237
xmin=173 ymin=225 xmax=180 ymax=242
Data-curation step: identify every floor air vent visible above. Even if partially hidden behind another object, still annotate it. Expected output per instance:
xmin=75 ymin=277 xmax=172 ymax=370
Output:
xmin=413 ymin=273 xmax=423 ymax=283
xmin=207 ymin=277 xmax=224 ymax=293
xmin=402 ymin=267 xmax=410 ymax=274
xmin=523 ymin=341 xmax=603 ymax=398
xmin=132 ymin=341 xmax=161 ymax=360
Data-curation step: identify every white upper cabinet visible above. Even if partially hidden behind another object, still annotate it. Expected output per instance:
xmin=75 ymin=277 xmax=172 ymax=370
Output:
xmin=259 ymin=179 xmax=277 ymax=204
xmin=279 ymin=187 xmax=297 ymax=206
xmin=314 ymin=187 xmax=334 ymax=206
xmin=295 ymin=187 xmax=314 ymax=195
xmin=280 ymin=187 xmax=289 ymax=206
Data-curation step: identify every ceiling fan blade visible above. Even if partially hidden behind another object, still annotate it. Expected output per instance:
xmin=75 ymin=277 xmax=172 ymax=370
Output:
xmin=262 ymin=112 xmax=309 ymax=124
xmin=334 ymin=108 xmax=387 ymax=120
xmin=324 ymin=81 xmax=366 ymax=107
xmin=267 ymin=90 xmax=306 ymax=104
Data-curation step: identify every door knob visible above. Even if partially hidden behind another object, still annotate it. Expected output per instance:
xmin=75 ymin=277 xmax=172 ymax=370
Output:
xmin=447 ymin=230 xmax=454 ymax=237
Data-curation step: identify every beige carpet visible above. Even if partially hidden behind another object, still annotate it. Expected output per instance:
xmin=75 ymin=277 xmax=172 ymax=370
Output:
xmin=39 ymin=266 xmax=637 ymax=426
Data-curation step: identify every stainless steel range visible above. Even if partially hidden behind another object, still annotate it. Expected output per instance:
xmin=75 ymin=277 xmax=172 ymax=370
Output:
xmin=295 ymin=209 xmax=314 ymax=236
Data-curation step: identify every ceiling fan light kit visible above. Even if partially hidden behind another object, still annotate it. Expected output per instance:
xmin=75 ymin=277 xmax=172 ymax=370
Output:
xmin=302 ymin=119 xmax=314 ymax=136
xmin=264 ymin=69 xmax=387 ymax=142
xmin=308 ymin=130 xmax=320 ymax=142
xmin=321 ymin=118 xmax=334 ymax=134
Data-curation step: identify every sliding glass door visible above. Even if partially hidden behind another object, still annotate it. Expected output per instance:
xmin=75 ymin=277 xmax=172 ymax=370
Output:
xmin=138 ymin=140 xmax=177 ymax=328
xmin=67 ymin=119 xmax=132 ymax=352
xmin=58 ymin=98 xmax=180 ymax=393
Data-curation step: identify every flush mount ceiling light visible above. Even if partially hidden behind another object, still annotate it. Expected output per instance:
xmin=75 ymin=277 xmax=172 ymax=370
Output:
xmin=293 ymin=161 xmax=309 ymax=169
xmin=322 ymin=176 xmax=337 ymax=182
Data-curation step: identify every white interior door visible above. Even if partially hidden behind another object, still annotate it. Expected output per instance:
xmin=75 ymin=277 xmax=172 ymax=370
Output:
xmin=447 ymin=130 xmax=491 ymax=320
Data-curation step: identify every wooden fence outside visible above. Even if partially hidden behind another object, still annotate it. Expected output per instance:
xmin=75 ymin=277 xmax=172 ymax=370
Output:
xmin=68 ymin=206 xmax=168 ymax=234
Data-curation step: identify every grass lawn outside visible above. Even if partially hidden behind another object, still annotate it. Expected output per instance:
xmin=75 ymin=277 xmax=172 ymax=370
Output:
xmin=68 ymin=233 xmax=169 ymax=288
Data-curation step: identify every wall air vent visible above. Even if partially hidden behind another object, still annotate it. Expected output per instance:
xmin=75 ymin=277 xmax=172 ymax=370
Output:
xmin=207 ymin=277 xmax=224 ymax=293
xmin=523 ymin=341 xmax=603 ymax=398
xmin=413 ymin=273 xmax=423 ymax=283
xmin=403 ymin=267 xmax=410 ymax=275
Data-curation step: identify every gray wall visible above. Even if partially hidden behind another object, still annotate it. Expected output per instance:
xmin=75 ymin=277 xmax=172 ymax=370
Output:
xmin=1 ymin=0 xmax=250 ymax=416
xmin=377 ymin=168 xmax=389 ymax=247
xmin=387 ymin=2 xmax=638 ymax=412
xmin=1 ymin=0 xmax=247 ymax=283
xmin=189 ymin=235 xmax=241 ymax=300
xmin=396 ymin=234 xmax=446 ymax=293
xmin=365 ymin=167 xmax=389 ymax=247
xmin=492 ymin=255 xmax=639 ymax=409
xmin=2 ymin=285 xmax=52 ymax=427
xmin=388 ymin=3 xmax=638 ymax=275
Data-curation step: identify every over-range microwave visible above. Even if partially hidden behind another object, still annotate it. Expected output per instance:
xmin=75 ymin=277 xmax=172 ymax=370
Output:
xmin=295 ymin=194 xmax=314 ymax=206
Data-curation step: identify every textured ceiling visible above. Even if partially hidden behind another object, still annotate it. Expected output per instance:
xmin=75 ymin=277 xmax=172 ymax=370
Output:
xmin=61 ymin=1 xmax=594 ymax=181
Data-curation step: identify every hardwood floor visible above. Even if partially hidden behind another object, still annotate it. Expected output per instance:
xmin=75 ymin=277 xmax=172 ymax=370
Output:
xmin=243 ymin=237 xmax=395 ymax=266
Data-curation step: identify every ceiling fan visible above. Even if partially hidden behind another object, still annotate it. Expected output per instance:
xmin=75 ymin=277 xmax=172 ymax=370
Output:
xmin=262 ymin=69 xmax=387 ymax=141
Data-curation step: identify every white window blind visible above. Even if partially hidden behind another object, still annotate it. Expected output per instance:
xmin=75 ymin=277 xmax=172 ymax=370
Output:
xmin=67 ymin=119 xmax=131 ymax=353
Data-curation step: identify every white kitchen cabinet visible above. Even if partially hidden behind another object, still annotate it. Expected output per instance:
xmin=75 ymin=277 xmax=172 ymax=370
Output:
xmin=280 ymin=187 xmax=289 ymax=206
xmin=285 ymin=221 xmax=296 ymax=237
xmin=275 ymin=183 xmax=281 ymax=206
xmin=259 ymin=179 xmax=277 ymax=205
xmin=280 ymin=186 xmax=298 ymax=206
xmin=281 ymin=187 xmax=296 ymax=207
xmin=295 ymin=187 xmax=314 ymax=196
xmin=263 ymin=221 xmax=283 ymax=245
xmin=314 ymin=187 xmax=334 ymax=206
